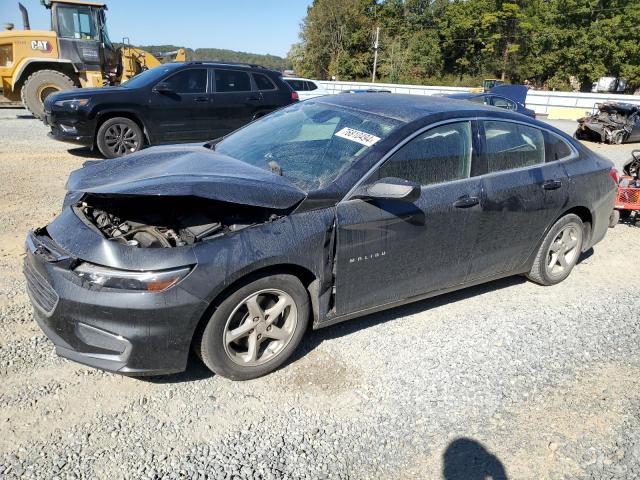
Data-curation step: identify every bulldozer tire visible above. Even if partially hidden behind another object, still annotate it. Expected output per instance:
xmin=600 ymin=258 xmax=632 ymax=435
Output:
xmin=21 ymin=70 xmax=76 ymax=119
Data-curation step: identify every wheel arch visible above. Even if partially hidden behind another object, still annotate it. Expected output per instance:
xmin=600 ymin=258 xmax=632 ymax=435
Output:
xmin=13 ymin=58 xmax=78 ymax=91
xmin=94 ymin=110 xmax=151 ymax=146
xmin=554 ymin=205 xmax=593 ymax=250
xmin=189 ymin=263 xmax=319 ymax=352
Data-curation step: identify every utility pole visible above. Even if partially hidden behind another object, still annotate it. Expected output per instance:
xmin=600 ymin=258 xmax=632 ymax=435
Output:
xmin=372 ymin=26 xmax=380 ymax=83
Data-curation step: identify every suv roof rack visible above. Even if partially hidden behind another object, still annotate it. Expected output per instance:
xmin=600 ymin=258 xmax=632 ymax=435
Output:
xmin=186 ymin=61 xmax=268 ymax=69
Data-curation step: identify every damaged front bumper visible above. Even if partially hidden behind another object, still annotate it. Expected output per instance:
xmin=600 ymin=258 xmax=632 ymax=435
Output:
xmin=24 ymin=226 xmax=209 ymax=375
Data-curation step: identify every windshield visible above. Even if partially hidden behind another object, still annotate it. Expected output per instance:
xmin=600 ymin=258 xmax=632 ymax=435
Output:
xmin=215 ymin=101 xmax=403 ymax=191
xmin=120 ymin=65 xmax=180 ymax=89
xmin=56 ymin=5 xmax=98 ymax=40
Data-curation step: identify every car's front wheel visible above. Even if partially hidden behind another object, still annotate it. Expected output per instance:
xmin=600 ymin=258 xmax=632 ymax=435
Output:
xmin=527 ymin=214 xmax=584 ymax=286
xmin=199 ymin=274 xmax=310 ymax=380
xmin=96 ymin=117 xmax=144 ymax=158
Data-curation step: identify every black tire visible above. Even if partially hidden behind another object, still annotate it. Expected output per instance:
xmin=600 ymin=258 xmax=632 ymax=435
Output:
xmin=96 ymin=117 xmax=144 ymax=158
xmin=200 ymin=273 xmax=310 ymax=380
xmin=609 ymin=209 xmax=620 ymax=228
xmin=526 ymin=214 xmax=585 ymax=286
xmin=21 ymin=70 xmax=76 ymax=119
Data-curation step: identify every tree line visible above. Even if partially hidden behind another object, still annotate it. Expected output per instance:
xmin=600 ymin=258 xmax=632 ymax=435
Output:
xmin=134 ymin=45 xmax=292 ymax=71
xmin=288 ymin=0 xmax=640 ymax=91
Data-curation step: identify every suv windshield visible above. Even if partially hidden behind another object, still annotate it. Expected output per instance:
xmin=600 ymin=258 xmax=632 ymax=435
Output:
xmin=215 ymin=101 xmax=403 ymax=191
xmin=120 ymin=65 xmax=181 ymax=89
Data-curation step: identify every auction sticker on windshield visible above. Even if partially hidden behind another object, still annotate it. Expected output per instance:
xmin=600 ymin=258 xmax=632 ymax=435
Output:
xmin=335 ymin=127 xmax=381 ymax=147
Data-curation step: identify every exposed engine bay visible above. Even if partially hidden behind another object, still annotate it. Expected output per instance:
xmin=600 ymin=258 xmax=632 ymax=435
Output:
xmin=77 ymin=195 xmax=280 ymax=248
xmin=576 ymin=102 xmax=640 ymax=144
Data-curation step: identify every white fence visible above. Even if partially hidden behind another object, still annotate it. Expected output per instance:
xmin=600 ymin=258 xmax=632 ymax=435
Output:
xmin=317 ymin=80 xmax=640 ymax=117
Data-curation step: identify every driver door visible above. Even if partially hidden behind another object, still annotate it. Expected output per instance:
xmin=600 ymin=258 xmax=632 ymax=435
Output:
xmin=334 ymin=121 xmax=484 ymax=315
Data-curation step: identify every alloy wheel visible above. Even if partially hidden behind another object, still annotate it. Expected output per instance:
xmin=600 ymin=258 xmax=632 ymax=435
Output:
xmin=223 ymin=289 xmax=298 ymax=366
xmin=546 ymin=224 xmax=582 ymax=277
xmin=104 ymin=123 xmax=140 ymax=156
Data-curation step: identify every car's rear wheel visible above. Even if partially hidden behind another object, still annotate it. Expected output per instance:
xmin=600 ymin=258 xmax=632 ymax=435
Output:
xmin=96 ymin=117 xmax=144 ymax=158
xmin=199 ymin=274 xmax=309 ymax=380
xmin=527 ymin=214 xmax=584 ymax=286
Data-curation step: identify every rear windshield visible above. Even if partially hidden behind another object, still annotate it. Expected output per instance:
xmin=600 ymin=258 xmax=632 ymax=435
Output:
xmin=215 ymin=101 xmax=403 ymax=191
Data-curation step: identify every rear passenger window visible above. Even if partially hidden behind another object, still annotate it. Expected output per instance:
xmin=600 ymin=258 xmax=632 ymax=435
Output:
xmin=305 ymin=81 xmax=318 ymax=91
xmin=253 ymin=73 xmax=276 ymax=91
xmin=215 ymin=69 xmax=251 ymax=92
xmin=163 ymin=69 xmax=207 ymax=94
xmin=482 ymin=120 xmax=544 ymax=172
xmin=377 ymin=122 xmax=473 ymax=186
xmin=490 ymin=96 xmax=516 ymax=110
xmin=544 ymin=131 xmax=573 ymax=161
xmin=286 ymin=79 xmax=305 ymax=91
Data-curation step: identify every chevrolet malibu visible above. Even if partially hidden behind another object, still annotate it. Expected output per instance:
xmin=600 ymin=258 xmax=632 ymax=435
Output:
xmin=25 ymin=94 xmax=617 ymax=380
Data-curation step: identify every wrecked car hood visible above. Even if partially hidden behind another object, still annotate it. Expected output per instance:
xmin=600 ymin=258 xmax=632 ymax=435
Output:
xmin=488 ymin=85 xmax=529 ymax=105
xmin=66 ymin=145 xmax=307 ymax=210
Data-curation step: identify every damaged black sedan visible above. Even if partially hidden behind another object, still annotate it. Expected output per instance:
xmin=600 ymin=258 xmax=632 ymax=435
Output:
xmin=576 ymin=102 xmax=640 ymax=144
xmin=25 ymin=94 xmax=617 ymax=380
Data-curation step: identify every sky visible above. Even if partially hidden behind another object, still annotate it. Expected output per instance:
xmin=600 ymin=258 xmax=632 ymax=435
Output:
xmin=0 ymin=0 xmax=313 ymax=57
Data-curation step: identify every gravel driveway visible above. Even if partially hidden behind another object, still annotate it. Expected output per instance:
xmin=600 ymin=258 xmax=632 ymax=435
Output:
xmin=1 ymin=108 xmax=639 ymax=479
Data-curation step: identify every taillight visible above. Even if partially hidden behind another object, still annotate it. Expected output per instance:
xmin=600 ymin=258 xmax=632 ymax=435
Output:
xmin=610 ymin=167 xmax=619 ymax=185
xmin=291 ymin=91 xmax=299 ymax=101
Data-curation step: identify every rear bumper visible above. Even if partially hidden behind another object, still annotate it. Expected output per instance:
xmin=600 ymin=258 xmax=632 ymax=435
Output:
xmin=24 ymin=230 xmax=209 ymax=376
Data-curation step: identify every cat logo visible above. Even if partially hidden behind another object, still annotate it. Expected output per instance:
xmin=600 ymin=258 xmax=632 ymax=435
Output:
xmin=31 ymin=40 xmax=52 ymax=52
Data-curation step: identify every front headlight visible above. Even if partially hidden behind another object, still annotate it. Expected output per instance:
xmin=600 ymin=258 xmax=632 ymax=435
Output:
xmin=54 ymin=98 xmax=90 ymax=110
xmin=74 ymin=263 xmax=191 ymax=292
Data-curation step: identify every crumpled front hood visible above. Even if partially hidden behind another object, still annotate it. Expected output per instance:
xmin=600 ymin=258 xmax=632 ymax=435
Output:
xmin=66 ymin=144 xmax=307 ymax=210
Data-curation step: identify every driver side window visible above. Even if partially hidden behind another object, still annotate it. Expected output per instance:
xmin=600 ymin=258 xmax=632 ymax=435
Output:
xmin=375 ymin=122 xmax=473 ymax=186
xmin=163 ymin=69 xmax=207 ymax=94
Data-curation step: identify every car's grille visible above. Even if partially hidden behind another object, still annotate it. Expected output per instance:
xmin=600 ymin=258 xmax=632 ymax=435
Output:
xmin=24 ymin=259 xmax=59 ymax=314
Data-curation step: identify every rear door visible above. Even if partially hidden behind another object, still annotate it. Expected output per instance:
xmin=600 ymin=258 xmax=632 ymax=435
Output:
xmin=252 ymin=73 xmax=281 ymax=114
xmin=467 ymin=120 xmax=570 ymax=280
xmin=209 ymin=68 xmax=259 ymax=137
xmin=148 ymin=68 xmax=209 ymax=142
xmin=335 ymin=120 xmax=484 ymax=315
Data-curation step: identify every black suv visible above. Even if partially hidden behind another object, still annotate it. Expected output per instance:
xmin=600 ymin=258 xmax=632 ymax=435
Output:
xmin=44 ymin=62 xmax=298 ymax=158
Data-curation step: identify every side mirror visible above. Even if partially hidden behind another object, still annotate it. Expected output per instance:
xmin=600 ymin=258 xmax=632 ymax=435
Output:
xmin=153 ymin=82 xmax=173 ymax=94
xmin=363 ymin=177 xmax=421 ymax=203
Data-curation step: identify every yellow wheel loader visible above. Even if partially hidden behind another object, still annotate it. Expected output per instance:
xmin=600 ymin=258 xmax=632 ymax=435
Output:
xmin=0 ymin=1 xmax=185 ymax=119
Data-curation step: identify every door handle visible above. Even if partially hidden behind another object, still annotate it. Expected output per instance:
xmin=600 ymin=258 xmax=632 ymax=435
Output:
xmin=453 ymin=196 xmax=480 ymax=208
xmin=194 ymin=97 xmax=209 ymax=103
xmin=246 ymin=95 xmax=261 ymax=102
xmin=542 ymin=180 xmax=562 ymax=190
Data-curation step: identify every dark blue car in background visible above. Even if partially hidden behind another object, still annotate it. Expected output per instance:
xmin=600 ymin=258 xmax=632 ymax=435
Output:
xmin=443 ymin=85 xmax=536 ymax=118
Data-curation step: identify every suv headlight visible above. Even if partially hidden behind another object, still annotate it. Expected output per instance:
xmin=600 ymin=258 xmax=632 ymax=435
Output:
xmin=53 ymin=98 xmax=89 ymax=110
xmin=74 ymin=263 xmax=191 ymax=292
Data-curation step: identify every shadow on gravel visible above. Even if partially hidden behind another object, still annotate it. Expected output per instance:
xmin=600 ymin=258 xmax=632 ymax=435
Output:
xmin=67 ymin=147 xmax=103 ymax=159
xmin=151 ymin=255 xmax=594 ymax=384
xmin=140 ymin=353 xmax=215 ymax=384
xmin=443 ymin=437 xmax=508 ymax=480
xmin=578 ymin=247 xmax=594 ymax=264
xmin=16 ymin=114 xmax=35 ymax=120
xmin=292 ymin=275 xmax=526 ymax=365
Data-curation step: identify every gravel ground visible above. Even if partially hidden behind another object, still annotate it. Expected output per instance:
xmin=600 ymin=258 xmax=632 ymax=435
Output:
xmin=0 ymin=108 xmax=639 ymax=479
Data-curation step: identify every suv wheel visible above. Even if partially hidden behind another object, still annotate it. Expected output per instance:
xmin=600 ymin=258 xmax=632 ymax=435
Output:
xmin=199 ymin=274 xmax=309 ymax=380
xmin=96 ymin=117 xmax=143 ymax=158
xmin=527 ymin=214 xmax=584 ymax=286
